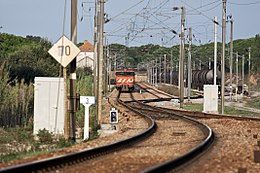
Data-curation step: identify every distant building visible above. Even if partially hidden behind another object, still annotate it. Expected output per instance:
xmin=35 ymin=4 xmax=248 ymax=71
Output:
xmin=77 ymin=40 xmax=94 ymax=70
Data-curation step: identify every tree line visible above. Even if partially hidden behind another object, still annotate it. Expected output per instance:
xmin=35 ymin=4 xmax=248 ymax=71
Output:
xmin=109 ymin=34 xmax=260 ymax=74
xmin=0 ymin=33 xmax=259 ymax=127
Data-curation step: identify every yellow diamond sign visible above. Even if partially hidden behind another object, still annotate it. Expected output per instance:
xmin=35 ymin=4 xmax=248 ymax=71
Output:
xmin=48 ymin=35 xmax=80 ymax=67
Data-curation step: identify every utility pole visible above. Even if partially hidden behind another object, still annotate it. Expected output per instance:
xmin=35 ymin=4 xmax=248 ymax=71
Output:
xmin=235 ymin=52 xmax=238 ymax=101
xmin=170 ymin=50 xmax=173 ymax=85
xmin=164 ymin=54 xmax=166 ymax=83
xmin=159 ymin=56 xmax=162 ymax=85
xmin=104 ymin=39 xmax=108 ymax=97
xmin=155 ymin=59 xmax=158 ymax=86
xmin=248 ymin=47 xmax=251 ymax=79
xmin=147 ymin=63 xmax=150 ymax=83
xmin=69 ymin=0 xmax=77 ymax=142
xmin=187 ymin=27 xmax=192 ymax=102
xmin=108 ymin=45 xmax=111 ymax=92
xmin=214 ymin=16 xmax=218 ymax=85
xmin=97 ymin=0 xmax=104 ymax=125
xmin=221 ymin=0 xmax=227 ymax=114
xmin=242 ymin=55 xmax=245 ymax=95
xmin=229 ymin=16 xmax=233 ymax=100
xmin=152 ymin=60 xmax=155 ymax=86
xmin=179 ymin=6 xmax=185 ymax=108
xmin=93 ymin=0 xmax=98 ymax=97
xmin=150 ymin=62 xmax=153 ymax=85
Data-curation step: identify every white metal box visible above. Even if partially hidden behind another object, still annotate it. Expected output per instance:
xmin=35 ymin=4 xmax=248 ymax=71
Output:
xmin=34 ymin=77 xmax=65 ymax=134
xmin=203 ymin=85 xmax=218 ymax=114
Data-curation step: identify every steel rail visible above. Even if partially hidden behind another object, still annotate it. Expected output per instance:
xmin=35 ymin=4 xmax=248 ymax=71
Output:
xmin=128 ymin=91 xmax=215 ymax=173
xmin=0 ymin=92 xmax=156 ymax=173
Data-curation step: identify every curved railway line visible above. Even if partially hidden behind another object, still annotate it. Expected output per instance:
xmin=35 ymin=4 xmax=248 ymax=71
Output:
xmin=0 ymin=85 xmax=214 ymax=173
xmin=1 ymin=83 xmax=259 ymax=172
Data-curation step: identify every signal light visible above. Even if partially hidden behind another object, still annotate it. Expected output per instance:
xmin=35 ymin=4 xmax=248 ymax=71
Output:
xmin=110 ymin=108 xmax=118 ymax=124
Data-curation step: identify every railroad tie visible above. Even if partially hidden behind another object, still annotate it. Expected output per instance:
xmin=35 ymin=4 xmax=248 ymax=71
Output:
xmin=254 ymin=150 xmax=260 ymax=163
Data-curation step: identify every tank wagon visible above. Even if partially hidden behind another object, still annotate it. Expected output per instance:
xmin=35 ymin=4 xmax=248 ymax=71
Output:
xmin=156 ymin=69 xmax=221 ymax=90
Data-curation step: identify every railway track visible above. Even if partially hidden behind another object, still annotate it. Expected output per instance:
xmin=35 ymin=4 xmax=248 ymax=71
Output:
xmin=0 ymin=88 xmax=214 ymax=173
xmin=139 ymin=83 xmax=260 ymax=172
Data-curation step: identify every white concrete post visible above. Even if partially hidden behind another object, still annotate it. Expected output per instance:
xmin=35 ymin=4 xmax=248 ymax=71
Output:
xmin=80 ymin=96 xmax=95 ymax=140
xmin=83 ymin=104 xmax=91 ymax=140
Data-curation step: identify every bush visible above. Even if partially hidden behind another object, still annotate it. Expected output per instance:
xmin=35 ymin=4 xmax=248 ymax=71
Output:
xmin=37 ymin=128 xmax=53 ymax=144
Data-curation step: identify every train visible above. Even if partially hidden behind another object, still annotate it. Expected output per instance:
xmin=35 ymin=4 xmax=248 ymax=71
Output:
xmin=115 ymin=69 xmax=135 ymax=91
xmin=152 ymin=69 xmax=221 ymax=90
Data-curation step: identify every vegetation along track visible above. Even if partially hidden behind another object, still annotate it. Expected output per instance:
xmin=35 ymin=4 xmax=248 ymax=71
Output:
xmin=0 ymin=89 xmax=214 ymax=173
xmin=0 ymin=91 xmax=155 ymax=173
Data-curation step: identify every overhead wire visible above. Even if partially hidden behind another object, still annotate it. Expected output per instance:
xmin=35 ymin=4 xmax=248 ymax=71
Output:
xmin=228 ymin=1 xmax=260 ymax=5
xmin=128 ymin=0 xmax=178 ymax=44
xmin=108 ymin=0 xmax=146 ymax=22
xmin=183 ymin=1 xmax=221 ymax=27
xmin=107 ymin=0 xmax=222 ymax=46
xmin=107 ymin=0 xmax=180 ymax=45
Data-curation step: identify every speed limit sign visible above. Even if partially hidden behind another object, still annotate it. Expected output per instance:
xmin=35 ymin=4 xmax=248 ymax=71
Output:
xmin=48 ymin=35 xmax=80 ymax=67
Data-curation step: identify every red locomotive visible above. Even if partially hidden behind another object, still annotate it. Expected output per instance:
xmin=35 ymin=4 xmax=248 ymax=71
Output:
xmin=115 ymin=69 xmax=135 ymax=91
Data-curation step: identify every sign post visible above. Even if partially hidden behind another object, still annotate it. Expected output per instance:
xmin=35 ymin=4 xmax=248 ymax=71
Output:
xmin=48 ymin=35 xmax=81 ymax=141
xmin=80 ymin=96 xmax=95 ymax=140
xmin=48 ymin=35 xmax=80 ymax=67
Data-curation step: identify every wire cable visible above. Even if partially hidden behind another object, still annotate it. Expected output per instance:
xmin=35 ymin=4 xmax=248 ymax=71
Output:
xmin=109 ymin=0 xmax=146 ymax=22
xmin=228 ymin=1 xmax=260 ymax=5
xmin=183 ymin=1 xmax=221 ymax=27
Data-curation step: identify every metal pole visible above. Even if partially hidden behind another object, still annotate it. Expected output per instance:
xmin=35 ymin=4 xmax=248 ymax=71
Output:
xmin=97 ymin=0 xmax=104 ymax=125
xmin=104 ymin=39 xmax=108 ymax=97
xmin=159 ymin=56 xmax=162 ymax=85
xmin=178 ymin=44 xmax=181 ymax=88
xmin=152 ymin=60 xmax=155 ymax=86
xmin=155 ymin=59 xmax=158 ymax=86
xmin=69 ymin=0 xmax=77 ymax=142
xmin=108 ymin=50 xmax=111 ymax=92
xmin=151 ymin=61 xmax=153 ymax=86
xmin=209 ymin=57 xmax=211 ymax=69
xmin=147 ymin=64 xmax=150 ymax=83
xmin=149 ymin=63 xmax=151 ymax=84
xmin=248 ymin=47 xmax=251 ymax=79
xmin=93 ymin=0 xmax=98 ymax=97
xmin=187 ymin=27 xmax=192 ymax=101
xmin=170 ymin=50 xmax=173 ymax=85
xmin=229 ymin=18 xmax=233 ymax=100
xmin=164 ymin=54 xmax=166 ymax=83
xmin=180 ymin=6 xmax=185 ymax=108
xmin=63 ymin=67 xmax=68 ymax=139
xmin=236 ymin=52 xmax=238 ymax=101
xmin=214 ymin=16 xmax=218 ymax=85
xmin=221 ymin=0 xmax=227 ymax=114
xmin=242 ymin=55 xmax=245 ymax=95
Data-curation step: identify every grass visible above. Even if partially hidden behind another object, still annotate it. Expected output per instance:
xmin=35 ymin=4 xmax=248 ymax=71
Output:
xmin=1 ymin=150 xmax=49 ymax=163
xmin=0 ymin=127 xmax=73 ymax=163
xmin=184 ymin=102 xmax=258 ymax=116
xmin=246 ymin=97 xmax=260 ymax=109
xmin=184 ymin=103 xmax=203 ymax=112
xmin=0 ymin=72 xmax=98 ymax=163
xmin=223 ymin=105 xmax=255 ymax=116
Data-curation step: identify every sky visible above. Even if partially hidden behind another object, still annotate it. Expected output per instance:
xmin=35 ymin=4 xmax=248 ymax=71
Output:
xmin=1 ymin=0 xmax=260 ymax=47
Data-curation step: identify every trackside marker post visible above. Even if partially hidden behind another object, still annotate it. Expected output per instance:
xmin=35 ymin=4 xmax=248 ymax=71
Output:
xmin=80 ymin=96 xmax=95 ymax=140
